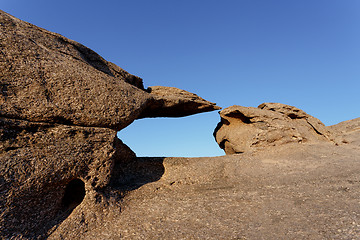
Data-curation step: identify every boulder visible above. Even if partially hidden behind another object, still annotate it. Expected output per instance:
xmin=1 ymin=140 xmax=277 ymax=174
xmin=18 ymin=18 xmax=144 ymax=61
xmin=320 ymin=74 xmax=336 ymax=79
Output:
xmin=214 ymin=103 xmax=333 ymax=154
xmin=258 ymin=102 xmax=331 ymax=138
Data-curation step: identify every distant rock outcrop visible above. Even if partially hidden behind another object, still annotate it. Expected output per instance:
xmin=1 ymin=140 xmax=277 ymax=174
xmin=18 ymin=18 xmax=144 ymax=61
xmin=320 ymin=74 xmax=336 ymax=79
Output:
xmin=214 ymin=103 xmax=333 ymax=154
xmin=328 ymin=117 xmax=360 ymax=147
xmin=0 ymin=10 xmax=220 ymax=239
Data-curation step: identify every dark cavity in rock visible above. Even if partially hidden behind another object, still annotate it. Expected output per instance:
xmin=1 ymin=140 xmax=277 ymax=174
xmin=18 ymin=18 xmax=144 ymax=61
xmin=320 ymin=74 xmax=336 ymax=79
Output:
xmin=62 ymin=179 xmax=85 ymax=213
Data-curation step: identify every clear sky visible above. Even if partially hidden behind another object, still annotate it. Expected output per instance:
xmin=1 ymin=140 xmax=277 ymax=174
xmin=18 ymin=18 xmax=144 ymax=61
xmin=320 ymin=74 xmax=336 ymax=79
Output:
xmin=2 ymin=0 xmax=359 ymax=157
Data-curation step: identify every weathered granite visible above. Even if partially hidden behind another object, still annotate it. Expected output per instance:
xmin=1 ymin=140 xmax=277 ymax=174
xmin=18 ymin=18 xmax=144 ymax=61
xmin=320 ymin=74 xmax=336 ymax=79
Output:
xmin=214 ymin=103 xmax=334 ymax=154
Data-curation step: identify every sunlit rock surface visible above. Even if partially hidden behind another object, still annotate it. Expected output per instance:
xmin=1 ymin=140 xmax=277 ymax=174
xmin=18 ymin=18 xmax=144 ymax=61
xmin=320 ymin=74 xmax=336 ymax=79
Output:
xmin=1 ymin=10 xmax=360 ymax=240
xmin=214 ymin=103 xmax=334 ymax=154
xmin=0 ymin=10 xmax=220 ymax=239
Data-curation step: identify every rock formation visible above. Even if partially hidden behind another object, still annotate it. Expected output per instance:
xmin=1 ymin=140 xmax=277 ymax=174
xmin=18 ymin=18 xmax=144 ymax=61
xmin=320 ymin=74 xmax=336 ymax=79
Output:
xmin=214 ymin=103 xmax=334 ymax=154
xmin=329 ymin=117 xmax=360 ymax=147
xmin=0 ymin=118 xmax=126 ymax=238
xmin=0 ymin=10 xmax=220 ymax=239
xmin=100 ymin=133 xmax=360 ymax=239
xmin=1 ymin=10 xmax=360 ymax=240
xmin=139 ymin=86 xmax=221 ymax=118
xmin=0 ymin=10 xmax=218 ymax=130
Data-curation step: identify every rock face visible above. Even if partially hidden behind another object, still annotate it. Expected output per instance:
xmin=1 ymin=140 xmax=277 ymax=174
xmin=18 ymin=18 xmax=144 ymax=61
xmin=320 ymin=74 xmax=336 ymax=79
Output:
xmin=0 ymin=10 xmax=149 ymax=131
xmin=0 ymin=10 xmax=219 ymax=130
xmin=214 ymin=103 xmax=334 ymax=154
xmin=0 ymin=10 xmax=220 ymax=239
xmin=0 ymin=117 xmax=131 ymax=238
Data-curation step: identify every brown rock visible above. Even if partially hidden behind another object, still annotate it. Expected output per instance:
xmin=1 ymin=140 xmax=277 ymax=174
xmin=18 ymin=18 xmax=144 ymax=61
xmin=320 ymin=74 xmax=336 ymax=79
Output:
xmin=214 ymin=103 xmax=333 ymax=154
xmin=0 ymin=10 xmax=151 ymax=131
xmin=258 ymin=102 xmax=331 ymax=139
xmin=139 ymin=86 xmax=221 ymax=118
xmin=43 ymin=120 xmax=360 ymax=240
xmin=328 ymin=117 xmax=360 ymax=147
xmin=0 ymin=10 xmax=221 ymax=239
xmin=50 ymin=124 xmax=360 ymax=239
xmin=0 ymin=117 xmax=135 ymax=238
xmin=6 ymin=8 xmax=358 ymax=240
xmin=0 ymin=11 xmax=220 ymax=130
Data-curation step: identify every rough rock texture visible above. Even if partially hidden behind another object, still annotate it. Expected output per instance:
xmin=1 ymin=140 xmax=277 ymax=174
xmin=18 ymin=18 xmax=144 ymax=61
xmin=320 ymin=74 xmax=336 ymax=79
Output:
xmin=214 ymin=103 xmax=334 ymax=154
xmin=0 ymin=10 xmax=219 ymax=130
xmin=0 ymin=10 xmax=150 ymax=131
xmin=49 ymin=119 xmax=359 ymax=239
xmin=2 ymin=9 xmax=359 ymax=240
xmin=259 ymin=102 xmax=332 ymax=139
xmin=139 ymin=86 xmax=221 ymax=118
xmin=0 ymin=117 xmax=136 ymax=238
xmin=0 ymin=10 xmax=221 ymax=239
xmin=329 ymin=117 xmax=360 ymax=148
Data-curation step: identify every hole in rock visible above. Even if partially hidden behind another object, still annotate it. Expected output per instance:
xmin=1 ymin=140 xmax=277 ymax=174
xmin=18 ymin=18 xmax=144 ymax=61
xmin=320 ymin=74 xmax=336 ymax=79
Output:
xmin=62 ymin=179 xmax=85 ymax=212
xmin=288 ymin=113 xmax=302 ymax=119
xmin=219 ymin=139 xmax=228 ymax=150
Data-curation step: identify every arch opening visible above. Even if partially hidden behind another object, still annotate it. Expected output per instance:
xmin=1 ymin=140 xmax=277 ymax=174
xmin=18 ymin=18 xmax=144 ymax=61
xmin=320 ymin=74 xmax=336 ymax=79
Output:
xmin=118 ymin=113 xmax=224 ymax=157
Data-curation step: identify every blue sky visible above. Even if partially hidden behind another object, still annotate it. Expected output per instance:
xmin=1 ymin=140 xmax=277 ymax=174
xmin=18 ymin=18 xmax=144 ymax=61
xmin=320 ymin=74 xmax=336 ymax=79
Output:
xmin=2 ymin=1 xmax=359 ymax=157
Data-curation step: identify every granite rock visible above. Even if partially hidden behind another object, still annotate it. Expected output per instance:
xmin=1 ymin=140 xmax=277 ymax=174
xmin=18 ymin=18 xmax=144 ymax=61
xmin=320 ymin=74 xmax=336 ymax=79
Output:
xmin=214 ymin=103 xmax=333 ymax=154
xmin=0 ymin=117 xmax=136 ymax=238
xmin=0 ymin=10 xmax=221 ymax=239
xmin=139 ymin=86 xmax=221 ymax=118
xmin=49 ymin=119 xmax=360 ymax=239
xmin=0 ymin=10 xmax=219 ymax=130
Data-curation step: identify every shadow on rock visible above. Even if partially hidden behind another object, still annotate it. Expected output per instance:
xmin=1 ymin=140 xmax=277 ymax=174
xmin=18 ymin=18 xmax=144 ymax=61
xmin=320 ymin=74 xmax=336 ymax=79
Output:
xmin=109 ymin=157 xmax=166 ymax=193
